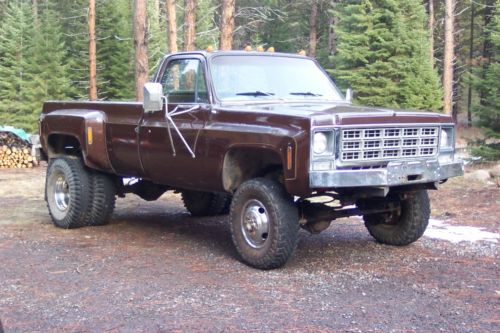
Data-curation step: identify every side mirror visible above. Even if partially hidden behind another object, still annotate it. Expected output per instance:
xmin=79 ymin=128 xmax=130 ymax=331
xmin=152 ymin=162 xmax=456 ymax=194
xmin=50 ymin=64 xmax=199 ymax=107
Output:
xmin=345 ymin=88 xmax=353 ymax=103
xmin=143 ymin=82 xmax=164 ymax=112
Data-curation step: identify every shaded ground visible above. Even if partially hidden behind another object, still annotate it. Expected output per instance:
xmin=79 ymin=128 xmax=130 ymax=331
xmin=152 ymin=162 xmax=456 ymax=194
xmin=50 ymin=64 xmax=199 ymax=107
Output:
xmin=0 ymin=166 xmax=498 ymax=332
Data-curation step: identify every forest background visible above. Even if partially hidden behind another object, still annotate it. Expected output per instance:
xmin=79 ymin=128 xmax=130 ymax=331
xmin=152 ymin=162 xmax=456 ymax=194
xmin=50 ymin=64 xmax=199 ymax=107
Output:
xmin=0 ymin=0 xmax=498 ymax=159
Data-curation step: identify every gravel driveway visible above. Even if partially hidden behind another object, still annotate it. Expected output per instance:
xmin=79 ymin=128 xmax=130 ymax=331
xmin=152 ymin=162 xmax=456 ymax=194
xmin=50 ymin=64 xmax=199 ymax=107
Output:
xmin=0 ymin=166 xmax=498 ymax=332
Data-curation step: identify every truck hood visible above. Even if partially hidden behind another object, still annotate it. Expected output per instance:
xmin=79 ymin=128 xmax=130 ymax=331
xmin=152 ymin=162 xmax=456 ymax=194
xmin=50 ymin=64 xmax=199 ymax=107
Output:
xmin=219 ymin=102 xmax=453 ymax=126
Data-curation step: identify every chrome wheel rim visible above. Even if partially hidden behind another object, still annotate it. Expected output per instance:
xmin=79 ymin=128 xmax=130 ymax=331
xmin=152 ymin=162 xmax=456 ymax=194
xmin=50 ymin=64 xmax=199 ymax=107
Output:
xmin=241 ymin=199 xmax=270 ymax=248
xmin=54 ymin=172 xmax=70 ymax=211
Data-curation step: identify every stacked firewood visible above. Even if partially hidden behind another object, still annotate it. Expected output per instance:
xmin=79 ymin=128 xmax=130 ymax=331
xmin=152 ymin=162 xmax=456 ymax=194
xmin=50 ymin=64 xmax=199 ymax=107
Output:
xmin=0 ymin=132 xmax=36 ymax=168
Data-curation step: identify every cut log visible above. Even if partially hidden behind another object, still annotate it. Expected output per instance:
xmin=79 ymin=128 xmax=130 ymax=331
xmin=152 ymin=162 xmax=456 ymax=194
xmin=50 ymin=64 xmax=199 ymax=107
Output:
xmin=0 ymin=132 xmax=38 ymax=169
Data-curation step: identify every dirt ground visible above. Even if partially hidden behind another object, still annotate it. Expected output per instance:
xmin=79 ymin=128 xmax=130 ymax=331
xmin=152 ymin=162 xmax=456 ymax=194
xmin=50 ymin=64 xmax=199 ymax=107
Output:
xmin=0 ymin=165 xmax=498 ymax=332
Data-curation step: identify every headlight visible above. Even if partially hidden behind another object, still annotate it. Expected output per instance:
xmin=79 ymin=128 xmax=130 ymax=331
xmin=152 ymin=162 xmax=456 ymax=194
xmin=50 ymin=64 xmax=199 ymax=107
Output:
xmin=312 ymin=131 xmax=334 ymax=155
xmin=313 ymin=132 xmax=328 ymax=154
xmin=440 ymin=127 xmax=454 ymax=149
xmin=440 ymin=130 xmax=448 ymax=148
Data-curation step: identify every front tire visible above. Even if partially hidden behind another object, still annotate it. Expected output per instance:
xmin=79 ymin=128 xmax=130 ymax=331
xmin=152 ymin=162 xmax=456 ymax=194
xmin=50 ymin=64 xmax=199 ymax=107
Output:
xmin=229 ymin=178 xmax=299 ymax=269
xmin=363 ymin=190 xmax=430 ymax=246
xmin=45 ymin=157 xmax=93 ymax=229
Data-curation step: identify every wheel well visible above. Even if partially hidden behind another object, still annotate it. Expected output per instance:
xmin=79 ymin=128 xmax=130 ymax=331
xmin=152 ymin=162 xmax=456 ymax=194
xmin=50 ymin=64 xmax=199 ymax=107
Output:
xmin=222 ymin=147 xmax=283 ymax=192
xmin=47 ymin=134 xmax=82 ymax=158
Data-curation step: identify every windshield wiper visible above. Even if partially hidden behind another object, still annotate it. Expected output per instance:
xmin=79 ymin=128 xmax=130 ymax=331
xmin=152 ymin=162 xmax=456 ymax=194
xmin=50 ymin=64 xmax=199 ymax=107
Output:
xmin=289 ymin=92 xmax=323 ymax=97
xmin=236 ymin=91 xmax=275 ymax=97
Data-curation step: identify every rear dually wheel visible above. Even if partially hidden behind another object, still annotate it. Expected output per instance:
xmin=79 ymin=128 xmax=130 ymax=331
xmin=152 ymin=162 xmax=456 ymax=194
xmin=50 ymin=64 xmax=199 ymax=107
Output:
xmin=182 ymin=190 xmax=231 ymax=217
xmin=45 ymin=157 xmax=93 ymax=228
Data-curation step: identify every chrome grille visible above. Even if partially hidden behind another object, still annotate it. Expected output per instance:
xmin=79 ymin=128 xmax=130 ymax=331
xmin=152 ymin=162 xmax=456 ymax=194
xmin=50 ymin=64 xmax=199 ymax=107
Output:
xmin=340 ymin=127 xmax=439 ymax=162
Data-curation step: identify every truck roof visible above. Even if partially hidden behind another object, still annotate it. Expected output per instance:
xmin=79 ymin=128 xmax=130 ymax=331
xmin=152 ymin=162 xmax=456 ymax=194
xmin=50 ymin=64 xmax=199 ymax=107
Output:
xmin=160 ymin=50 xmax=312 ymax=61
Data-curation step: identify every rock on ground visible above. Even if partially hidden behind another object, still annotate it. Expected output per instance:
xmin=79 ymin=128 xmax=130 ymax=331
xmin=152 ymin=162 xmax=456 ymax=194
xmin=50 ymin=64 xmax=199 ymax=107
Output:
xmin=489 ymin=164 xmax=500 ymax=178
xmin=464 ymin=169 xmax=492 ymax=183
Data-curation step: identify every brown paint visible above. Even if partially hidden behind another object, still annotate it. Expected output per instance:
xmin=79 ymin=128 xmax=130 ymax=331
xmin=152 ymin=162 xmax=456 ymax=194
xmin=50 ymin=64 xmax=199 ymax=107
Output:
xmin=40 ymin=51 xmax=454 ymax=196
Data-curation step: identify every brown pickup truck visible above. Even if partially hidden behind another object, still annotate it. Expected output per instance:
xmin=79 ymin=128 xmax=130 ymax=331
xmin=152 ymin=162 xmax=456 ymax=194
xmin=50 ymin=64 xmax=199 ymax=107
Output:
xmin=40 ymin=51 xmax=463 ymax=269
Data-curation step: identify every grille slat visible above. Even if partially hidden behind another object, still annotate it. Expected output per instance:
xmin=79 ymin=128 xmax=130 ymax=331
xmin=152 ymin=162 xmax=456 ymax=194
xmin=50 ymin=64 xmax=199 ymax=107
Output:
xmin=342 ymin=141 xmax=360 ymax=150
xmin=364 ymin=140 xmax=381 ymax=148
xmin=339 ymin=126 xmax=439 ymax=162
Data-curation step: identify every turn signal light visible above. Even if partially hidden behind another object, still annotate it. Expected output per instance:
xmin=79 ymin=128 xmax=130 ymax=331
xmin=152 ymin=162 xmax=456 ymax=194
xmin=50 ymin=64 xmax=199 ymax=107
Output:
xmin=87 ymin=127 xmax=93 ymax=145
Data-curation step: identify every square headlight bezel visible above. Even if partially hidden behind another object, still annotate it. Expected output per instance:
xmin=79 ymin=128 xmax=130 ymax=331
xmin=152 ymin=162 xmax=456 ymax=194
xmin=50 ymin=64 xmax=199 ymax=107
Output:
xmin=311 ymin=130 xmax=335 ymax=157
xmin=439 ymin=126 xmax=455 ymax=152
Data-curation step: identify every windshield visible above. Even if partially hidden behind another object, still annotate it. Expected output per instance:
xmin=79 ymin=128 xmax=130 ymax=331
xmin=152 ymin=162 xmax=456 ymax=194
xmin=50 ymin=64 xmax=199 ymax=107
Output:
xmin=209 ymin=55 xmax=344 ymax=102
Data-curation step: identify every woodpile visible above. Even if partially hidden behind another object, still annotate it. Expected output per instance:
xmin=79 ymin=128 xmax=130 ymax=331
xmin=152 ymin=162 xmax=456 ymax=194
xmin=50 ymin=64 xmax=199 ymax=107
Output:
xmin=0 ymin=132 xmax=37 ymax=168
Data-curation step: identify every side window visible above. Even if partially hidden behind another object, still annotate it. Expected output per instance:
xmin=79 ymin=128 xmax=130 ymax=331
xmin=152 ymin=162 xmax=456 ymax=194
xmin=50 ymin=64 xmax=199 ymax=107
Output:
xmin=159 ymin=59 xmax=208 ymax=104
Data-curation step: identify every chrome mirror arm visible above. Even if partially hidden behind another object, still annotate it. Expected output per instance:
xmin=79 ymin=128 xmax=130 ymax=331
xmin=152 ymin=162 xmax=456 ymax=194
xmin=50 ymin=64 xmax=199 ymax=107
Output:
xmin=163 ymin=99 xmax=197 ymax=158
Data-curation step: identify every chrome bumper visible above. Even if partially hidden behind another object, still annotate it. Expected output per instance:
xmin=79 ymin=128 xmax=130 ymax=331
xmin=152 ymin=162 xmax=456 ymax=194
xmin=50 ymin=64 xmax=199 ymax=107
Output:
xmin=310 ymin=160 xmax=464 ymax=188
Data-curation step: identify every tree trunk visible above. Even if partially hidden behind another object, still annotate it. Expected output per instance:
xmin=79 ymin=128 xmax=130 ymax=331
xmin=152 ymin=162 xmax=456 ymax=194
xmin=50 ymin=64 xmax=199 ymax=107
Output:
xmin=219 ymin=0 xmax=235 ymax=50
xmin=166 ymin=0 xmax=178 ymax=53
xmin=328 ymin=1 xmax=338 ymax=55
xmin=308 ymin=0 xmax=318 ymax=58
xmin=452 ymin=63 xmax=460 ymax=122
xmin=134 ymin=0 xmax=149 ymax=101
xmin=88 ymin=0 xmax=97 ymax=101
xmin=183 ymin=0 xmax=196 ymax=51
xmin=443 ymin=0 xmax=455 ymax=116
xmin=467 ymin=3 xmax=475 ymax=127
xmin=428 ymin=0 xmax=434 ymax=65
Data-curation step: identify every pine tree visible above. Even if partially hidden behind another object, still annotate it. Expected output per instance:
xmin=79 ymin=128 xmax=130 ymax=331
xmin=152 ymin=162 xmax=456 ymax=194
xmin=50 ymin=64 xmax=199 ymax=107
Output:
xmin=96 ymin=0 xmax=135 ymax=100
xmin=147 ymin=0 xmax=167 ymax=74
xmin=57 ymin=0 xmax=92 ymax=99
xmin=0 ymin=2 xmax=7 ymax=22
xmin=24 ymin=6 xmax=73 ymax=127
xmin=471 ymin=0 xmax=500 ymax=160
xmin=329 ymin=0 xmax=442 ymax=111
xmin=0 ymin=1 xmax=35 ymax=131
xmin=244 ymin=0 xmax=307 ymax=52
xmin=196 ymin=0 xmax=218 ymax=49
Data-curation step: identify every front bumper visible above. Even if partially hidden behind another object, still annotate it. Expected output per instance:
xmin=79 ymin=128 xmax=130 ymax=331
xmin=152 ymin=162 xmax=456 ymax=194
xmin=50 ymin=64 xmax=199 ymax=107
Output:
xmin=310 ymin=159 xmax=464 ymax=188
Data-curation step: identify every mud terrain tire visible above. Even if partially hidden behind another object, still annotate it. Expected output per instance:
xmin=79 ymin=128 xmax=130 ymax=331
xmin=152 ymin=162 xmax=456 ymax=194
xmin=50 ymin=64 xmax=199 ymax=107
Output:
xmin=229 ymin=178 xmax=299 ymax=269
xmin=182 ymin=190 xmax=231 ymax=216
xmin=45 ymin=157 xmax=93 ymax=229
xmin=363 ymin=190 xmax=430 ymax=246
xmin=88 ymin=172 xmax=116 ymax=226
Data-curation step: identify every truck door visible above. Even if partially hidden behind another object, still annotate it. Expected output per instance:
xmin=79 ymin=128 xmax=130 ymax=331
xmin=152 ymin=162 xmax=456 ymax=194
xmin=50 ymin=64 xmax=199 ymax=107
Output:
xmin=139 ymin=56 xmax=210 ymax=188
